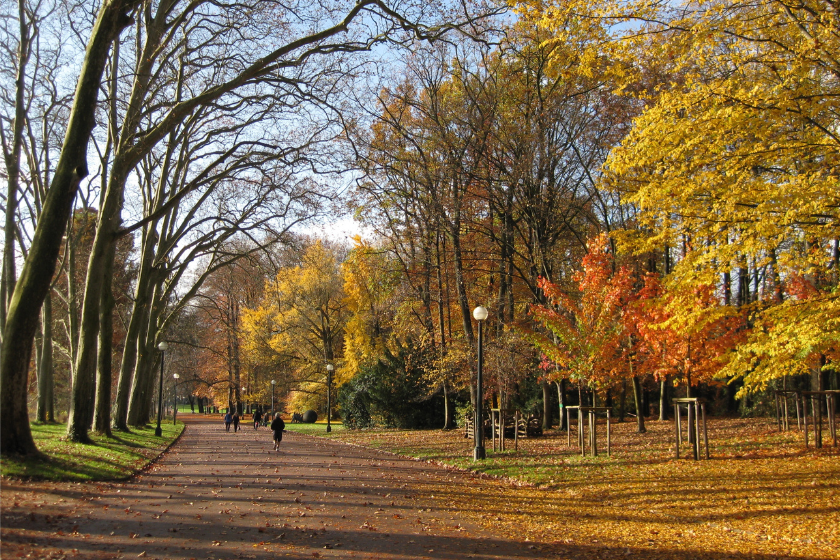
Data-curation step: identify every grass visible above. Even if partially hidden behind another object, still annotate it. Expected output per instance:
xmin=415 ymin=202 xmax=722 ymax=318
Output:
xmin=320 ymin=416 xmax=825 ymax=483
xmin=0 ymin=421 xmax=184 ymax=482
xmin=283 ymin=420 xmax=345 ymax=436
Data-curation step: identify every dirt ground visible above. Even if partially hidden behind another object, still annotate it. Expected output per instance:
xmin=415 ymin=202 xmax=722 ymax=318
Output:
xmin=1 ymin=415 xmax=541 ymax=560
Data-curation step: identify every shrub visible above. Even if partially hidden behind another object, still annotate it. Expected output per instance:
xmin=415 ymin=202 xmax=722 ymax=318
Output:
xmin=339 ymin=346 xmax=443 ymax=429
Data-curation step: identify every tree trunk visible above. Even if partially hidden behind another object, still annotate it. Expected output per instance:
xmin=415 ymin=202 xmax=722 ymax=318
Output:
xmin=1 ymin=0 xmax=33 ymax=339
xmin=541 ymin=381 xmax=552 ymax=430
xmin=37 ymin=294 xmax=55 ymax=423
xmin=450 ymin=220 xmax=474 ymax=346
xmin=658 ymin=377 xmax=669 ymax=420
xmin=1 ymin=0 xmax=137 ymax=457
xmin=93 ymin=239 xmax=117 ymax=436
xmin=632 ymin=375 xmax=646 ymax=433
xmin=113 ymin=232 xmax=159 ymax=430
xmin=135 ymin=339 xmax=159 ymax=425
xmin=69 ymin=0 xmax=174 ymax=442
xmin=556 ymin=380 xmax=567 ymax=431
xmin=442 ymin=381 xmax=453 ymax=430
xmin=66 ymin=225 xmax=80 ymax=394
xmin=67 ymin=159 xmax=130 ymax=442
xmin=619 ymin=378 xmax=627 ymax=422
xmin=127 ymin=310 xmax=157 ymax=426
xmin=449 ymin=218 xmax=476 ymax=410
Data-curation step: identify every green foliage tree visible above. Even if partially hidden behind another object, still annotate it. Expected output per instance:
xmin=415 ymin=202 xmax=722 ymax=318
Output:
xmin=338 ymin=345 xmax=441 ymax=429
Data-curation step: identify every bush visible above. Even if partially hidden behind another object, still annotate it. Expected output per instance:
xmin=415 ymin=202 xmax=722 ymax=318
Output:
xmin=455 ymin=402 xmax=473 ymax=428
xmin=339 ymin=346 xmax=444 ymax=429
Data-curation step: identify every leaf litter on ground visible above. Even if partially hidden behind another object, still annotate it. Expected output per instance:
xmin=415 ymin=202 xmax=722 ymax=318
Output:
xmin=314 ymin=417 xmax=840 ymax=559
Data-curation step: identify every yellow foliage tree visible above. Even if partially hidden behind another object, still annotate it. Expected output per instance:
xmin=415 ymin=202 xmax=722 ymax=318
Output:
xmin=341 ymin=237 xmax=400 ymax=379
xmin=241 ymin=240 xmax=349 ymax=413
xmin=524 ymin=0 xmax=840 ymax=393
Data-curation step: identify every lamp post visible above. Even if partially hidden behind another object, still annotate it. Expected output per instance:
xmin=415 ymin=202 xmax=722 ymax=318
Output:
xmin=472 ymin=306 xmax=488 ymax=460
xmin=172 ymin=373 xmax=180 ymax=425
xmin=271 ymin=379 xmax=276 ymax=416
xmin=155 ymin=341 xmax=168 ymax=437
xmin=326 ymin=364 xmax=334 ymax=433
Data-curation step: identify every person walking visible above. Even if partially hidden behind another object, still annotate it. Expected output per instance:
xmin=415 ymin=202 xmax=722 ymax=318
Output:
xmin=232 ymin=412 xmax=240 ymax=432
xmin=223 ymin=411 xmax=232 ymax=432
xmin=270 ymin=413 xmax=285 ymax=451
xmin=253 ymin=410 xmax=262 ymax=429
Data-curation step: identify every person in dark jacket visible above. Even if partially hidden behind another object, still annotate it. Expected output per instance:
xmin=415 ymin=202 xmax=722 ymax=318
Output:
xmin=253 ymin=410 xmax=262 ymax=429
xmin=232 ymin=412 xmax=240 ymax=432
xmin=270 ymin=413 xmax=285 ymax=451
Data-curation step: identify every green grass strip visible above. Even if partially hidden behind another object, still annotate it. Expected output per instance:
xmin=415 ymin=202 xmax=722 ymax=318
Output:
xmin=0 ymin=421 xmax=184 ymax=482
xmin=283 ymin=421 xmax=345 ymax=436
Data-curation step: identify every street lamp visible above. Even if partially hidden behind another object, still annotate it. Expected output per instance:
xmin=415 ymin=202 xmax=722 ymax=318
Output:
xmin=326 ymin=364 xmax=335 ymax=433
xmin=270 ymin=379 xmax=276 ymax=416
xmin=172 ymin=373 xmax=180 ymax=425
xmin=472 ymin=306 xmax=488 ymax=460
xmin=155 ymin=341 xmax=168 ymax=437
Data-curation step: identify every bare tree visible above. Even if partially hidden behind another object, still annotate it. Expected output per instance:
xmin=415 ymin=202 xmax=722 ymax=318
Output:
xmin=0 ymin=0 xmax=138 ymax=457
xmin=67 ymin=0 xmax=498 ymax=443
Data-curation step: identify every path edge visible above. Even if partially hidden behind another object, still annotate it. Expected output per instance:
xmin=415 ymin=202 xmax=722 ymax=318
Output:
xmin=128 ymin=423 xmax=188 ymax=481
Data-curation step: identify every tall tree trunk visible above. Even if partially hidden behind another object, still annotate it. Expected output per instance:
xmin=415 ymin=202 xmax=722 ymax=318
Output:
xmin=232 ymin=299 xmax=242 ymax=415
xmin=1 ymin=0 xmax=137 ymax=457
xmin=66 ymin=225 xmax=80 ymax=394
xmin=1 ymin=0 xmax=30 ymax=340
xmin=93 ymin=239 xmax=117 ymax=435
xmin=69 ymin=0 xmax=173 ymax=442
xmin=449 ymin=220 xmax=474 ymax=346
xmin=632 ymin=375 xmax=646 ymax=433
xmin=37 ymin=293 xmax=55 ymax=423
xmin=136 ymin=343 xmax=159 ymax=425
xmin=113 ymin=230 xmax=158 ymax=430
xmin=128 ymin=284 xmax=163 ymax=426
xmin=67 ymin=158 xmax=130 ymax=442
xmin=435 ymin=232 xmax=447 ymax=351
xmin=449 ymin=218 xmax=475 ymax=407
xmin=123 ymin=296 xmax=152 ymax=426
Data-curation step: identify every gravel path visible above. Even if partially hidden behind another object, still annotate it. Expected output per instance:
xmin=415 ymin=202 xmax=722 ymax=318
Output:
xmin=1 ymin=415 xmax=540 ymax=560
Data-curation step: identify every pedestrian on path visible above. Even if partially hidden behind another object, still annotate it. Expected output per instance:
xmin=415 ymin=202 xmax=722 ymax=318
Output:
xmin=270 ymin=413 xmax=285 ymax=451
xmin=232 ymin=412 xmax=240 ymax=432
xmin=253 ymin=410 xmax=262 ymax=429
xmin=223 ymin=411 xmax=232 ymax=432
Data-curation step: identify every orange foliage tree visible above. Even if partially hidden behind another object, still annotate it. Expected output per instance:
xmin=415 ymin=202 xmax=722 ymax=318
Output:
xmin=627 ymin=274 xmax=745 ymax=401
xmin=528 ymin=235 xmax=636 ymax=416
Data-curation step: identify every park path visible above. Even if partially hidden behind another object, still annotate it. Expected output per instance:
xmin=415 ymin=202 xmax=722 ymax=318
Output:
xmin=1 ymin=416 xmax=540 ymax=560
